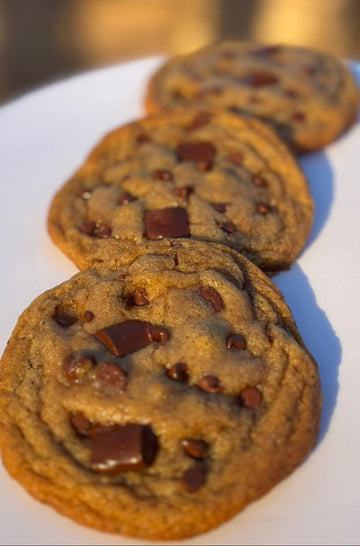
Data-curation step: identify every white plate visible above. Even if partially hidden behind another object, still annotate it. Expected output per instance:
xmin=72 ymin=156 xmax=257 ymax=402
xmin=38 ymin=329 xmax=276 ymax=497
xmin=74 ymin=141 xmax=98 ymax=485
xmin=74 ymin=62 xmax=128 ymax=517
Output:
xmin=0 ymin=57 xmax=359 ymax=545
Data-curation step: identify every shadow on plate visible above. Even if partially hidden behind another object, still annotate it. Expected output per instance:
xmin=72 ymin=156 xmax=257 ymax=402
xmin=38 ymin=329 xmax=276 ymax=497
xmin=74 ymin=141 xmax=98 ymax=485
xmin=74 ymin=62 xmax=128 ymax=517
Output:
xmin=274 ymin=263 xmax=342 ymax=443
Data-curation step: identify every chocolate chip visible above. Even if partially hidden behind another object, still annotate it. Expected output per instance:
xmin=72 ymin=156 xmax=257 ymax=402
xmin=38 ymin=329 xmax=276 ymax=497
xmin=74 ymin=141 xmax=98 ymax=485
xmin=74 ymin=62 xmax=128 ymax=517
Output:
xmin=211 ymin=202 xmax=228 ymax=213
xmin=70 ymin=413 xmax=92 ymax=436
xmin=227 ymin=151 xmax=244 ymax=165
xmin=256 ymin=202 xmax=272 ymax=215
xmin=96 ymin=362 xmax=127 ymax=391
xmin=242 ymin=73 xmax=278 ymax=87
xmin=182 ymin=439 xmax=208 ymax=459
xmin=148 ymin=326 xmax=170 ymax=345
xmin=166 ymin=362 xmax=189 ymax=383
xmin=226 ymin=334 xmax=246 ymax=350
xmin=152 ymin=169 xmax=173 ymax=181
xmin=95 ymin=320 xmax=153 ymax=356
xmin=181 ymin=467 xmax=206 ymax=492
xmin=84 ymin=310 xmax=95 ymax=322
xmin=144 ymin=207 xmax=190 ymax=239
xmin=239 ymin=387 xmax=262 ymax=408
xmin=176 ymin=141 xmax=216 ymax=171
xmin=81 ymin=221 xmax=97 ymax=236
xmin=119 ymin=192 xmax=136 ymax=205
xmin=125 ymin=288 xmax=149 ymax=306
xmin=52 ymin=307 xmax=77 ymax=327
xmin=292 ymin=112 xmax=306 ymax=122
xmin=96 ymin=223 xmax=112 ymax=238
xmin=63 ymin=352 xmax=96 ymax=383
xmin=219 ymin=221 xmax=236 ymax=234
xmin=174 ymin=185 xmax=193 ymax=198
xmin=197 ymin=375 xmax=222 ymax=393
xmin=187 ymin=112 xmax=211 ymax=131
xmin=199 ymin=286 xmax=224 ymax=312
xmin=252 ymin=175 xmax=267 ymax=187
xmin=91 ymin=424 xmax=158 ymax=473
xmin=137 ymin=133 xmax=150 ymax=144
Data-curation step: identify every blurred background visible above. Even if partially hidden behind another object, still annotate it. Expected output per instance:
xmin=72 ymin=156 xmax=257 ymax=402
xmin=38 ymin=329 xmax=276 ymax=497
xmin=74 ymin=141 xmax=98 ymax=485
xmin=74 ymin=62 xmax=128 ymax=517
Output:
xmin=0 ymin=0 xmax=360 ymax=104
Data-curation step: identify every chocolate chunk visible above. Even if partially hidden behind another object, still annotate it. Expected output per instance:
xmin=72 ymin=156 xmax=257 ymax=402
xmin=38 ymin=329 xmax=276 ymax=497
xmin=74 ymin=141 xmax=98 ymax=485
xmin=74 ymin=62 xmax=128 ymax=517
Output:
xmin=242 ymin=73 xmax=278 ymax=87
xmin=81 ymin=221 xmax=96 ymax=236
xmin=144 ymin=207 xmax=190 ymax=239
xmin=226 ymin=334 xmax=246 ymax=350
xmin=252 ymin=175 xmax=267 ymax=187
xmin=119 ymin=192 xmax=136 ymax=205
xmin=199 ymin=286 xmax=224 ymax=312
xmin=166 ymin=362 xmax=189 ymax=383
xmin=292 ymin=112 xmax=306 ymax=122
xmin=182 ymin=439 xmax=208 ymax=459
xmin=83 ymin=310 xmax=95 ymax=322
xmin=96 ymin=362 xmax=127 ymax=391
xmin=239 ymin=387 xmax=262 ymax=408
xmin=211 ymin=202 xmax=228 ymax=213
xmin=181 ymin=467 xmax=206 ymax=492
xmin=95 ymin=320 xmax=152 ymax=356
xmin=227 ymin=151 xmax=244 ymax=165
xmin=197 ymin=375 xmax=222 ymax=393
xmin=96 ymin=223 xmax=112 ymax=239
xmin=187 ymin=112 xmax=211 ymax=131
xmin=256 ymin=202 xmax=272 ymax=215
xmin=219 ymin=221 xmax=236 ymax=234
xmin=91 ymin=424 xmax=158 ymax=473
xmin=148 ymin=326 xmax=170 ymax=345
xmin=152 ymin=169 xmax=173 ymax=181
xmin=63 ymin=352 xmax=96 ymax=383
xmin=70 ymin=413 xmax=92 ymax=436
xmin=52 ymin=307 xmax=77 ymax=327
xmin=176 ymin=141 xmax=216 ymax=171
xmin=125 ymin=288 xmax=149 ymax=306
xmin=174 ymin=185 xmax=193 ymax=198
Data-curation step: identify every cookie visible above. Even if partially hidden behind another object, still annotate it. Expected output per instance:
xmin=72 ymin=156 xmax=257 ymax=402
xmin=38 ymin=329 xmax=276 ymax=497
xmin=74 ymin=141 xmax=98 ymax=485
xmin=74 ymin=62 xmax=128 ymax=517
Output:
xmin=0 ymin=240 xmax=321 ymax=540
xmin=145 ymin=41 xmax=360 ymax=152
xmin=48 ymin=108 xmax=313 ymax=273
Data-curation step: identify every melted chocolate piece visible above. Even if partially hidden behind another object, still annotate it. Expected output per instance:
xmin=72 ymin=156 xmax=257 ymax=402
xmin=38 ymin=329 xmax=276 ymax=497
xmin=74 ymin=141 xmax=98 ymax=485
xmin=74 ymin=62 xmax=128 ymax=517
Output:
xmin=242 ymin=73 xmax=279 ymax=87
xmin=95 ymin=362 xmax=127 ymax=391
xmin=91 ymin=424 xmax=158 ymax=473
xmin=125 ymin=288 xmax=149 ymax=306
xmin=252 ymin=175 xmax=267 ymax=187
xmin=176 ymin=141 xmax=216 ymax=170
xmin=152 ymin=169 xmax=173 ymax=181
xmin=83 ymin=310 xmax=95 ymax=322
xmin=63 ymin=352 xmax=96 ymax=383
xmin=187 ymin=112 xmax=212 ymax=131
xmin=119 ymin=192 xmax=136 ymax=205
xmin=226 ymin=334 xmax=246 ymax=350
xmin=166 ymin=362 xmax=189 ymax=383
xmin=181 ymin=467 xmax=206 ymax=492
xmin=256 ymin=202 xmax=272 ymax=215
xmin=182 ymin=439 xmax=208 ymax=459
xmin=95 ymin=320 xmax=152 ymax=356
xmin=211 ymin=202 xmax=228 ymax=213
xmin=70 ymin=413 xmax=92 ymax=436
xmin=174 ymin=185 xmax=193 ymax=198
xmin=144 ymin=207 xmax=190 ymax=239
xmin=199 ymin=286 xmax=224 ymax=312
xmin=227 ymin=151 xmax=244 ymax=165
xmin=197 ymin=375 xmax=222 ymax=393
xmin=239 ymin=387 xmax=262 ymax=408
xmin=149 ymin=326 xmax=170 ymax=345
xmin=219 ymin=221 xmax=236 ymax=234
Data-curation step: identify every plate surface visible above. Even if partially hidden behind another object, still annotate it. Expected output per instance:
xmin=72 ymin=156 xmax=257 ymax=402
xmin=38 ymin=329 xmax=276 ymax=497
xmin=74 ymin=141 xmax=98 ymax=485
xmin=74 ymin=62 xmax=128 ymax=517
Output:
xmin=0 ymin=57 xmax=359 ymax=545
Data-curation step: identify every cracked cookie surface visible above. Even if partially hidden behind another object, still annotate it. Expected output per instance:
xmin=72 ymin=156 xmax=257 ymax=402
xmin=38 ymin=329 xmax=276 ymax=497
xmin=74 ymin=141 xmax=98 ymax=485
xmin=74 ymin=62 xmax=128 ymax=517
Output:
xmin=48 ymin=108 xmax=313 ymax=273
xmin=145 ymin=41 xmax=360 ymax=152
xmin=0 ymin=240 xmax=321 ymax=540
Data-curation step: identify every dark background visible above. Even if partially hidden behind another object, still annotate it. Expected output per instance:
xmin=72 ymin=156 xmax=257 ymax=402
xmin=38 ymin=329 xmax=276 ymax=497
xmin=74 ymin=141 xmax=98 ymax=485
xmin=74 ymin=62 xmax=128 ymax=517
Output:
xmin=1 ymin=0 xmax=360 ymax=104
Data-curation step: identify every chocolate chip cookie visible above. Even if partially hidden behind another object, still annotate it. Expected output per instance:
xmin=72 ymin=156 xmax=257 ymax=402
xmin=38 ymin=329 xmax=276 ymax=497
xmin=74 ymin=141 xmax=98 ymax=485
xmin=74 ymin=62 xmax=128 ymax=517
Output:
xmin=48 ymin=108 xmax=313 ymax=273
xmin=145 ymin=41 xmax=359 ymax=152
xmin=0 ymin=240 xmax=321 ymax=540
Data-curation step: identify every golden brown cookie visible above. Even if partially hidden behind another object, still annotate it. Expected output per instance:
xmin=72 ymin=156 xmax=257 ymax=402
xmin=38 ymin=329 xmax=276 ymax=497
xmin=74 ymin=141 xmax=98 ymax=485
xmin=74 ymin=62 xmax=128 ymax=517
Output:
xmin=0 ymin=240 xmax=321 ymax=540
xmin=145 ymin=41 xmax=359 ymax=152
xmin=48 ymin=108 xmax=313 ymax=273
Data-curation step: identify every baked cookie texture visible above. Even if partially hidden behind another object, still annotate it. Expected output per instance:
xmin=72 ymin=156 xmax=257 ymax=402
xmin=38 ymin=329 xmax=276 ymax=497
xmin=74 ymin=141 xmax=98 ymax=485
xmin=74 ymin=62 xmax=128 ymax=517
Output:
xmin=145 ymin=41 xmax=360 ymax=152
xmin=48 ymin=108 xmax=313 ymax=274
xmin=0 ymin=240 xmax=321 ymax=540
